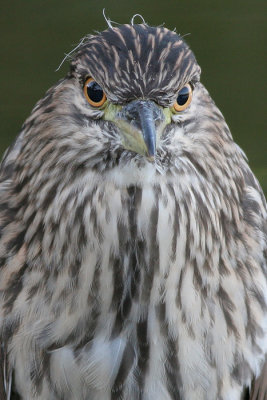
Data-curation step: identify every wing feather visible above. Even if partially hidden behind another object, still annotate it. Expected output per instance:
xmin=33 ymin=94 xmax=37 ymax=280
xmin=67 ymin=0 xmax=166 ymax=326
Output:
xmin=0 ymin=132 xmax=25 ymax=400
xmin=250 ymin=357 xmax=267 ymax=400
xmin=0 ymin=344 xmax=12 ymax=400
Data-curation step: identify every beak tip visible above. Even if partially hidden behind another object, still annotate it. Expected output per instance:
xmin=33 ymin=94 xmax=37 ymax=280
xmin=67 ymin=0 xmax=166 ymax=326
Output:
xmin=117 ymin=100 xmax=164 ymax=161
xmin=146 ymin=154 xmax=155 ymax=163
xmin=145 ymin=139 xmax=156 ymax=161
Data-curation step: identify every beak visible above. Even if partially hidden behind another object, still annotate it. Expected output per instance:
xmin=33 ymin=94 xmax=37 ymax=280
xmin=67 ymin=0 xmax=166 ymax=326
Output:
xmin=109 ymin=100 xmax=170 ymax=161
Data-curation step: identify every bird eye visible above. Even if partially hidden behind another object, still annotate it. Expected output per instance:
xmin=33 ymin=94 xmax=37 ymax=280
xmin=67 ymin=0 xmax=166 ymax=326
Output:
xmin=83 ymin=77 xmax=107 ymax=107
xmin=173 ymin=83 xmax=193 ymax=112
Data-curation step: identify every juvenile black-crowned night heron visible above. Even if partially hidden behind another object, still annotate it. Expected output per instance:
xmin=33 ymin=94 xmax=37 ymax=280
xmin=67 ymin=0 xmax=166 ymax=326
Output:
xmin=0 ymin=20 xmax=266 ymax=400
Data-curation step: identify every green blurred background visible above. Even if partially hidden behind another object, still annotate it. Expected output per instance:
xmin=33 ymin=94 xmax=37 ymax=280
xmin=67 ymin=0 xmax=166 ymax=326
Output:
xmin=0 ymin=0 xmax=266 ymax=193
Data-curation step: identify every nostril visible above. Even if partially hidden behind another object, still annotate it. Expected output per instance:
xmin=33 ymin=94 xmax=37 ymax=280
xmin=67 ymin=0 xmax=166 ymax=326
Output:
xmin=125 ymin=109 xmax=138 ymax=122
xmin=121 ymin=100 xmax=164 ymax=130
xmin=154 ymin=117 xmax=162 ymax=127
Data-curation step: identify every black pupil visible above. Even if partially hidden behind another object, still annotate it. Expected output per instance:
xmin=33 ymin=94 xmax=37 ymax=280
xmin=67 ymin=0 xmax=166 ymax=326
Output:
xmin=177 ymin=86 xmax=190 ymax=106
xmin=87 ymin=81 xmax=104 ymax=103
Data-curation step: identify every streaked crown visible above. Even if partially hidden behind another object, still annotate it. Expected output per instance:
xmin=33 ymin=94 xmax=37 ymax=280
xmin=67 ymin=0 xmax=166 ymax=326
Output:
xmin=71 ymin=24 xmax=201 ymax=106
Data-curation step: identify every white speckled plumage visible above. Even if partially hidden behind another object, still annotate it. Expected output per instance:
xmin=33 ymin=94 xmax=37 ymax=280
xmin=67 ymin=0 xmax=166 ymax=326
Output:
xmin=0 ymin=23 xmax=266 ymax=400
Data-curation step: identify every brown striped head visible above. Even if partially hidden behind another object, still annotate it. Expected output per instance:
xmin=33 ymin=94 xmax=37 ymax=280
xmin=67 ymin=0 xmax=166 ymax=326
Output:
xmin=71 ymin=24 xmax=201 ymax=106
xmin=17 ymin=22 xmax=237 ymax=173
